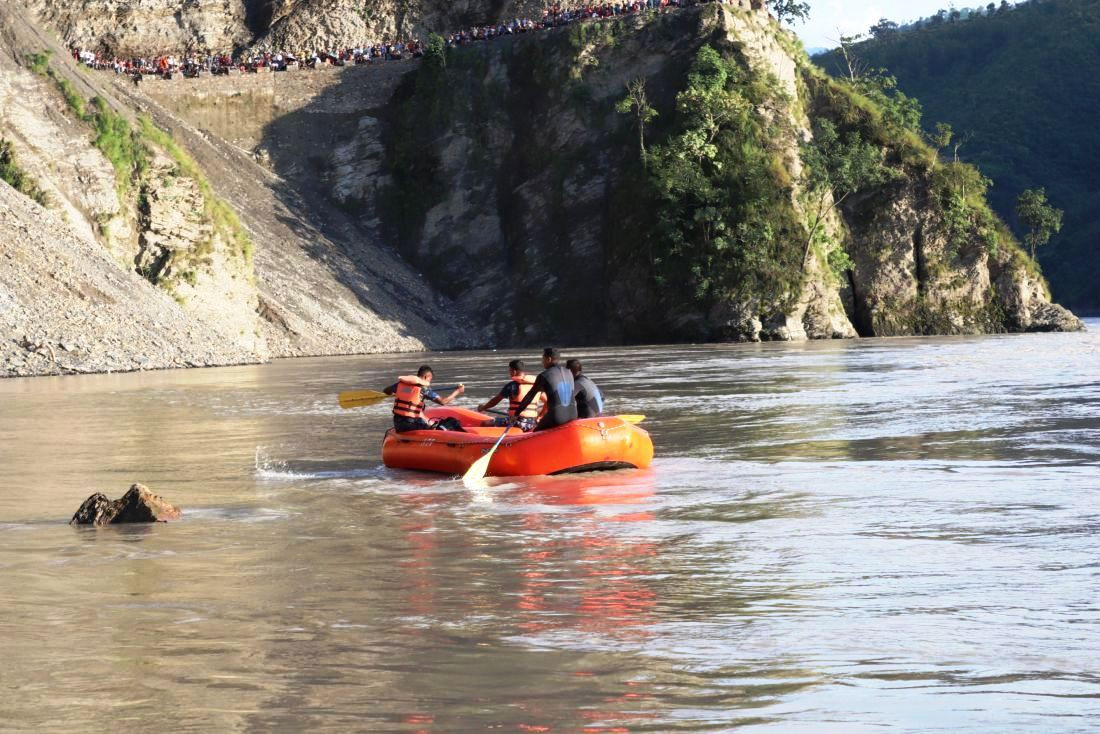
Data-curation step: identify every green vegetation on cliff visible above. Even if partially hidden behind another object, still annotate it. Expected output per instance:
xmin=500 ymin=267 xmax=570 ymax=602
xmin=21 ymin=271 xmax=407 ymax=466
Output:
xmin=377 ymin=5 xmax=1071 ymax=343
xmin=23 ymin=49 xmax=255 ymax=293
xmin=644 ymin=46 xmax=804 ymax=310
xmin=138 ymin=116 xmax=255 ymax=265
xmin=615 ymin=25 xmax=1032 ymax=336
xmin=0 ymin=139 xmax=48 ymax=206
xmin=88 ymin=97 xmax=148 ymax=195
xmin=815 ymin=0 xmax=1100 ymax=309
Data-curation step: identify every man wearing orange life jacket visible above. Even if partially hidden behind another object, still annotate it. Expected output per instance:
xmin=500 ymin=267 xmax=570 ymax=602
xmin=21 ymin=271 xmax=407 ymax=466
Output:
xmin=476 ymin=359 xmax=546 ymax=432
xmin=383 ymin=364 xmax=465 ymax=433
xmin=511 ymin=347 xmax=578 ymax=432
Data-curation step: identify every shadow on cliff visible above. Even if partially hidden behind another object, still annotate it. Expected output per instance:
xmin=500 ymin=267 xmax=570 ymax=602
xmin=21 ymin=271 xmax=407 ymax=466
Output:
xmin=251 ymin=61 xmax=479 ymax=344
xmin=256 ymin=13 xmax=707 ymax=348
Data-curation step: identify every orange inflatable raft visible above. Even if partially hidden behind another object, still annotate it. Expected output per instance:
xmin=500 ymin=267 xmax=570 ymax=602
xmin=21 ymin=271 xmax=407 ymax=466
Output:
xmin=382 ymin=406 xmax=654 ymax=477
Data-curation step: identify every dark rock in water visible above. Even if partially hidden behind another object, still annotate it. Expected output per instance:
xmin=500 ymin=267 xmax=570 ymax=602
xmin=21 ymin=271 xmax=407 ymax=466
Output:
xmin=69 ymin=492 xmax=120 ymax=526
xmin=114 ymin=484 xmax=182 ymax=523
xmin=70 ymin=484 xmax=181 ymax=525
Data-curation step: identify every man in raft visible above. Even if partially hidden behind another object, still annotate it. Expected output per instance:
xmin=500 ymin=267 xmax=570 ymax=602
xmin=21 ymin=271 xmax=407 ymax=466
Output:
xmin=476 ymin=359 xmax=546 ymax=432
xmin=566 ymin=359 xmax=604 ymax=418
xmin=383 ymin=365 xmax=465 ymax=432
xmin=510 ymin=347 xmax=578 ymax=432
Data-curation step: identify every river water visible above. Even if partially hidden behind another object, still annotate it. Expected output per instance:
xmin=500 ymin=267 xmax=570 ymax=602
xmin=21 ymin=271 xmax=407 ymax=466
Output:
xmin=1 ymin=323 xmax=1098 ymax=732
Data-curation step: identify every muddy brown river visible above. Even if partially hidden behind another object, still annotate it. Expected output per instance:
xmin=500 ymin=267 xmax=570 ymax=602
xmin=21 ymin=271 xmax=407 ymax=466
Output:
xmin=1 ymin=323 xmax=1098 ymax=732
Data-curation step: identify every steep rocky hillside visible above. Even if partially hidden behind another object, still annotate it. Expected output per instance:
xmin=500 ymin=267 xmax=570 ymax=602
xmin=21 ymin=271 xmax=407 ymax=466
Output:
xmin=25 ymin=0 xmax=252 ymax=57
xmin=1 ymin=2 xmax=478 ymax=377
xmin=25 ymin=0 xmax=562 ymax=55
xmin=3 ymin=1 xmax=1082 ymax=380
xmin=814 ymin=0 xmax=1100 ymax=312
xmin=335 ymin=3 xmax=1077 ymax=343
xmin=1 ymin=5 xmax=264 ymax=376
xmin=0 ymin=182 xmax=252 ymax=376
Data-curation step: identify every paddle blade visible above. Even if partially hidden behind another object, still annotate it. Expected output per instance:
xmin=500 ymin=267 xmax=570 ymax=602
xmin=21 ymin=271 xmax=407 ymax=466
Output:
xmin=462 ymin=449 xmax=495 ymax=487
xmin=616 ymin=414 xmax=645 ymax=424
xmin=463 ymin=425 xmax=512 ymax=486
xmin=338 ymin=389 xmax=388 ymax=409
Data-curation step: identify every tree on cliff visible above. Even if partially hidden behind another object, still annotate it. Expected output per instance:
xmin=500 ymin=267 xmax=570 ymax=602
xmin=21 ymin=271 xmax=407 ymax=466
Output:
xmin=768 ymin=0 xmax=811 ymax=25
xmin=424 ymin=33 xmax=446 ymax=70
xmin=1016 ymin=188 xmax=1063 ymax=260
xmin=801 ymin=119 xmax=890 ymax=270
xmin=644 ymin=46 xmax=805 ymax=309
xmin=616 ymin=79 xmax=658 ymax=167
xmin=928 ymin=121 xmax=968 ymax=165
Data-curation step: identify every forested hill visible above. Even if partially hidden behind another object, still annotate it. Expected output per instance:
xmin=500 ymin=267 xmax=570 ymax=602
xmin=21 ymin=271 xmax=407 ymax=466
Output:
xmin=815 ymin=0 xmax=1100 ymax=311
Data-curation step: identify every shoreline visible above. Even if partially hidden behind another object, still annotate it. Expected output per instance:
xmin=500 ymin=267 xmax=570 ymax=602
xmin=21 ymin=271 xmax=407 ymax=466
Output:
xmin=3 ymin=320 xmax=1093 ymax=381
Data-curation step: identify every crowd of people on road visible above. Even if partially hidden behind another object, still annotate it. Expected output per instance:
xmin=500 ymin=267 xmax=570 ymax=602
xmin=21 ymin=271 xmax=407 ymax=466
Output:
xmin=385 ymin=348 xmax=604 ymax=434
xmin=71 ymin=42 xmax=431 ymax=80
xmin=66 ymin=0 xmax=735 ymax=83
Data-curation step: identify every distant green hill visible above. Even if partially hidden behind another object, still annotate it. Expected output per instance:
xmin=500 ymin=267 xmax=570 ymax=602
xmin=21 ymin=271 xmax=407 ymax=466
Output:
xmin=816 ymin=0 xmax=1100 ymax=310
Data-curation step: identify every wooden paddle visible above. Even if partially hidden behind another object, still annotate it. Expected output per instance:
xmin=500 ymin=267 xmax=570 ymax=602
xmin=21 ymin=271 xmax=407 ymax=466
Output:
xmin=463 ymin=422 xmax=512 ymax=486
xmin=338 ymin=386 xmax=459 ymax=410
xmin=338 ymin=389 xmax=388 ymax=409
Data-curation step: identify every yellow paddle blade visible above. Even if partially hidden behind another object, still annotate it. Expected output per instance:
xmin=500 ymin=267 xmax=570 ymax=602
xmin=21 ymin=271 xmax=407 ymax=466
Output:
xmin=462 ymin=450 xmax=495 ymax=487
xmin=616 ymin=414 xmax=645 ymax=424
xmin=463 ymin=425 xmax=512 ymax=487
xmin=338 ymin=389 xmax=388 ymax=409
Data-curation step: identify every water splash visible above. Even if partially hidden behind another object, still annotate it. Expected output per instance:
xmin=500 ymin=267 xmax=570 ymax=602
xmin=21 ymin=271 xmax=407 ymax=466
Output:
xmin=254 ymin=446 xmax=311 ymax=480
xmin=254 ymin=446 xmax=391 ymax=481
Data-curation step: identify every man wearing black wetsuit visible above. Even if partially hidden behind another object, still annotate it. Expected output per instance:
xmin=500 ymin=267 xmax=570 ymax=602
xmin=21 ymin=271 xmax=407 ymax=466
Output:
xmin=511 ymin=347 xmax=577 ymax=432
xmin=566 ymin=359 xmax=604 ymax=418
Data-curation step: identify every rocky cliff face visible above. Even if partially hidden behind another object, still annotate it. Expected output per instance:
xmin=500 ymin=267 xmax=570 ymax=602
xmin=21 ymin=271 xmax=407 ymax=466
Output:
xmin=25 ymin=0 xmax=562 ymax=55
xmin=328 ymin=2 xmax=1078 ymax=343
xmin=258 ymin=0 xmax=559 ymax=52
xmin=841 ymin=175 xmax=1082 ymax=336
xmin=1 ymin=1 xmax=479 ymax=377
xmin=0 ymin=6 xmax=266 ymax=375
xmin=3 ymin=1 xmax=1081 ymax=380
xmin=24 ymin=0 xmax=253 ymax=56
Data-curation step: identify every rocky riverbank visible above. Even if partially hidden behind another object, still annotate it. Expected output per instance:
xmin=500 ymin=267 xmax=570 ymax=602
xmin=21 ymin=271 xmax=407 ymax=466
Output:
xmin=1 ymin=2 xmax=1083 ymax=380
xmin=0 ymin=184 xmax=261 ymax=377
xmin=1 ymin=0 xmax=483 ymax=379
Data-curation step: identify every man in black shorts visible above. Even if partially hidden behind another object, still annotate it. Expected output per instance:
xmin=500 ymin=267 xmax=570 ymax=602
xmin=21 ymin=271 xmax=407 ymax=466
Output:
xmin=477 ymin=359 xmax=545 ymax=432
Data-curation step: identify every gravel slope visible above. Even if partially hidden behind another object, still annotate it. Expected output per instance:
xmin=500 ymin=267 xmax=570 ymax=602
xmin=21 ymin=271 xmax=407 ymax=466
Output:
xmin=0 ymin=183 xmax=263 ymax=377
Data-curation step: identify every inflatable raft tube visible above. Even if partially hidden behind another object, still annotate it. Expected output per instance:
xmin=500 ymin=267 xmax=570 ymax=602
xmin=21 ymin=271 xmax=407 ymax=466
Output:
xmin=381 ymin=408 xmax=653 ymax=477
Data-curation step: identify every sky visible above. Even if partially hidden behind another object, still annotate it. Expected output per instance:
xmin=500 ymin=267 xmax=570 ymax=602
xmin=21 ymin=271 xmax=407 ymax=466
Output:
xmin=794 ymin=0 xmax=965 ymax=50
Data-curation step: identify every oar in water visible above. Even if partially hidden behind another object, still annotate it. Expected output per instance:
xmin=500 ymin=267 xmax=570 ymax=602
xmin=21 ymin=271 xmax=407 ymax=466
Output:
xmin=338 ymin=389 xmax=387 ymax=409
xmin=462 ymin=421 xmax=513 ymax=487
xmin=338 ymin=386 xmax=459 ymax=410
xmin=487 ymin=408 xmax=645 ymax=424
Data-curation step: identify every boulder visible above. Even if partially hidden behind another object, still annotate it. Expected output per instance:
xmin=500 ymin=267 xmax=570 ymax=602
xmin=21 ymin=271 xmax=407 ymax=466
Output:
xmin=70 ymin=483 xmax=181 ymax=525
xmin=1022 ymin=302 xmax=1085 ymax=333
xmin=69 ymin=492 xmax=120 ymax=526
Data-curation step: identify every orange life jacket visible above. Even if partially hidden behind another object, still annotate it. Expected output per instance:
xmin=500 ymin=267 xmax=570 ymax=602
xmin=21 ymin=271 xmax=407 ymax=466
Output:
xmin=393 ymin=375 xmax=429 ymax=419
xmin=509 ymin=375 xmax=543 ymax=420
